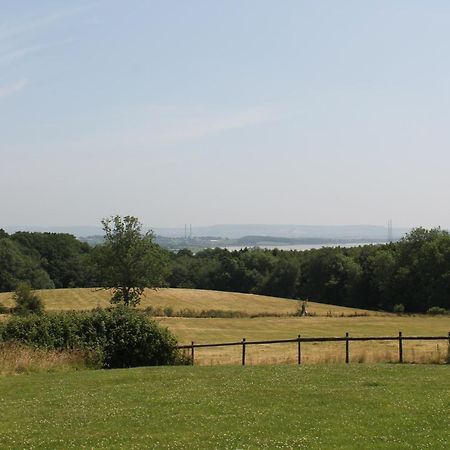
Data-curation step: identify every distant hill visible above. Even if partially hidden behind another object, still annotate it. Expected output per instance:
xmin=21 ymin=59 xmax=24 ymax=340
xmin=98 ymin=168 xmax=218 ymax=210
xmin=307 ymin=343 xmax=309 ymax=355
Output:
xmin=153 ymin=224 xmax=409 ymax=240
xmin=3 ymin=225 xmax=104 ymax=237
xmin=4 ymin=223 xmax=410 ymax=241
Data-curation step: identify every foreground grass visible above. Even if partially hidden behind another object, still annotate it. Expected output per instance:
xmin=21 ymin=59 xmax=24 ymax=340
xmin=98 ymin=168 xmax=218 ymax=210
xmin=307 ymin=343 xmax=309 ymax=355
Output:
xmin=0 ymin=287 xmax=378 ymax=316
xmin=0 ymin=365 xmax=449 ymax=449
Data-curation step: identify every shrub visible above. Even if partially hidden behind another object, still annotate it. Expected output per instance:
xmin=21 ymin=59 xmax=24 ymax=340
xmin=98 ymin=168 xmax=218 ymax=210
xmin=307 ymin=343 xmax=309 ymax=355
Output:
xmin=100 ymin=307 xmax=178 ymax=368
xmin=12 ymin=283 xmax=44 ymax=316
xmin=0 ymin=307 xmax=180 ymax=368
xmin=393 ymin=304 xmax=405 ymax=314
xmin=163 ymin=306 xmax=174 ymax=317
xmin=144 ymin=306 xmax=164 ymax=316
xmin=427 ymin=306 xmax=448 ymax=316
xmin=295 ymin=301 xmax=309 ymax=317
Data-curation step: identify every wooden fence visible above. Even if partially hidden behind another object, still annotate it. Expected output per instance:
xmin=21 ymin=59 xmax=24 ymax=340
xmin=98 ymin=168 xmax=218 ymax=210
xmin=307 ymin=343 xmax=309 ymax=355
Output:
xmin=177 ymin=332 xmax=450 ymax=366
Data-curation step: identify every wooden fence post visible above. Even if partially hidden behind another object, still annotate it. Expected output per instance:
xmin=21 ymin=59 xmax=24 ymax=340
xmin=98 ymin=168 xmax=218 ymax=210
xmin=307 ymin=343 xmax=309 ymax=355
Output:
xmin=177 ymin=334 xmax=450 ymax=367
xmin=345 ymin=332 xmax=349 ymax=364
xmin=447 ymin=332 xmax=450 ymax=361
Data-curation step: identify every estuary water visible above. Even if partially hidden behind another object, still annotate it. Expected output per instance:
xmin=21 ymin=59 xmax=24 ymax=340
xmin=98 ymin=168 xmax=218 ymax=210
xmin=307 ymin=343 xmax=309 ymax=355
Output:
xmin=221 ymin=242 xmax=387 ymax=252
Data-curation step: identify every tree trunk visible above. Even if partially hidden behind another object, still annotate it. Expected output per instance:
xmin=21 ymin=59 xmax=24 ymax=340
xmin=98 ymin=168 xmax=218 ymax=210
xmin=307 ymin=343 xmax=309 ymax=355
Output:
xmin=123 ymin=287 xmax=130 ymax=306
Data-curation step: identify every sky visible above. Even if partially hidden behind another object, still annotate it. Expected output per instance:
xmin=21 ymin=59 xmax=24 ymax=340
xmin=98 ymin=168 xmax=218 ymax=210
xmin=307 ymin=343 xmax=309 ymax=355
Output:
xmin=1 ymin=0 xmax=450 ymax=230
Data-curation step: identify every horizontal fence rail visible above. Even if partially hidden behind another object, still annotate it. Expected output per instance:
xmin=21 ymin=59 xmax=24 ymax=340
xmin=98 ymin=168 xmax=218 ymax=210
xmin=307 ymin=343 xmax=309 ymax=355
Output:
xmin=177 ymin=332 xmax=450 ymax=366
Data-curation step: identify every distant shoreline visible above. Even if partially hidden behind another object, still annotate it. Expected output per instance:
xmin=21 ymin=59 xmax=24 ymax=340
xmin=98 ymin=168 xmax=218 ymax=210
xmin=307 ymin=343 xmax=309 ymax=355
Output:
xmin=219 ymin=242 xmax=388 ymax=252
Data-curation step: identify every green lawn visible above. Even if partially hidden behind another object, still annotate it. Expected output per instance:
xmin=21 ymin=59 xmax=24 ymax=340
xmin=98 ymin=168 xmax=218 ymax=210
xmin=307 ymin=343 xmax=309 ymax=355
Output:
xmin=1 ymin=365 xmax=449 ymax=449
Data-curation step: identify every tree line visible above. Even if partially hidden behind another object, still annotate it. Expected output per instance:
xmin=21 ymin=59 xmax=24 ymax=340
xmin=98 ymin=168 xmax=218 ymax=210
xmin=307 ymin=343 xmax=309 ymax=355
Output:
xmin=1 ymin=224 xmax=449 ymax=313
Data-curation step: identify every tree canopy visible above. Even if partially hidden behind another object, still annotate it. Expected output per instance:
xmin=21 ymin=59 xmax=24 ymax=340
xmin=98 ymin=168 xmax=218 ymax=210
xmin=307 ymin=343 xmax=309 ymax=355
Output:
xmin=94 ymin=215 xmax=167 ymax=306
xmin=1 ymin=223 xmax=449 ymax=313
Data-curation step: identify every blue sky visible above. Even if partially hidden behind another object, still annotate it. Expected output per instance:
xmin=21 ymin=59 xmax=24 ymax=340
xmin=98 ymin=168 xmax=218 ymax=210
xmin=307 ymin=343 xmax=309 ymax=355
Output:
xmin=1 ymin=1 xmax=450 ymax=229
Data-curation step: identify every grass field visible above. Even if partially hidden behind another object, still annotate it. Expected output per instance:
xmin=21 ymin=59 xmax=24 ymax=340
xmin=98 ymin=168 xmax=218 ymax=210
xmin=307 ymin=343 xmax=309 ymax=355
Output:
xmin=1 ymin=288 xmax=449 ymax=365
xmin=0 ymin=287 xmax=379 ymax=316
xmin=0 ymin=365 xmax=449 ymax=449
xmin=159 ymin=315 xmax=450 ymax=365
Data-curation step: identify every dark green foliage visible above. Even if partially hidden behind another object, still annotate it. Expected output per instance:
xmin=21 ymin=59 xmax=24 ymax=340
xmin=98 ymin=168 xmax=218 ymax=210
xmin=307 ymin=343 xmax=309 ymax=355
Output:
xmin=261 ymin=258 xmax=299 ymax=298
xmin=0 ymin=230 xmax=94 ymax=291
xmin=0 ymin=238 xmax=53 ymax=292
xmin=11 ymin=232 xmax=94 ymax=289
xmin=393 ymin=304 xmax=405 ymax=314
xmin=166 ymin=227 xmax=450 ymax=313
xmin=143 ymin=306 xmax=282 ymax=319
xmin=163 ymin=306 xmax=174 ymax=317
xmin=12 ymin=283 xmax=44 ymax=316
xmin=94 ymin=216 xmax=168 ymax=306
xmin=0 ymin=307 xmax=179 ymax=368
xmin=427 ymin=306 xmax=448 ymax=315
xmin=2 ymin=224 xmax=450 ymax=313
xmin=98 ymin=307 xmax=178 ymax=368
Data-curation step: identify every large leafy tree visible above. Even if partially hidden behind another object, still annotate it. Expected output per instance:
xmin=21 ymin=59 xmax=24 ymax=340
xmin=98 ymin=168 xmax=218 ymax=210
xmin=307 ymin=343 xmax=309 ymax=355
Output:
xmin=95 ymin=215 xmax=167 ymax=306
xmin=11 ymin=232 xmax=93 ymax=288
xmin=0 ymin=237 xmax=53 ymax=292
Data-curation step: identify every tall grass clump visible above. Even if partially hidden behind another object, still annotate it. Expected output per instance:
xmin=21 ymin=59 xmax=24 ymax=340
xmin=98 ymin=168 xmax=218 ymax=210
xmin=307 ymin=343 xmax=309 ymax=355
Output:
xmin=0 ymin=342 xmax=98 ymax=375
xmin=0 ymin=307 xmax=182 ymax=368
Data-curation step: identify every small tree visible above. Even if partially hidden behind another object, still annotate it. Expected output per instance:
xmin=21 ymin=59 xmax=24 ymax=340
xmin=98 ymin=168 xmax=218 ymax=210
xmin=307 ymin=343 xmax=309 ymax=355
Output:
xmin=95 ymin=215 xmax=167 ymax=307
xmin=393 ymin=303 xmax=405 ymax=315
xmin=13 ymin=283 xmax=44 ymax=315
xmin=295 ymin=300 xmax=309 ymax=316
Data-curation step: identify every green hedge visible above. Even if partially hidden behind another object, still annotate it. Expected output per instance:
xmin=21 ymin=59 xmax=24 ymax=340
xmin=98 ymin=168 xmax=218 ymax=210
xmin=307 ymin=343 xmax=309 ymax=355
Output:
xmin=0 ymin=307 xmax=181 ymax=368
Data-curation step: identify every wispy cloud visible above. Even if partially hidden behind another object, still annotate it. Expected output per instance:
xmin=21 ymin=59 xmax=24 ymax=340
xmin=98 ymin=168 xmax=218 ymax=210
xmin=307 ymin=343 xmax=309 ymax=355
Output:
xmin=151 ymin=107 xmax=279 ymax=145
xmin=0 ymin=4 xmax=98 ymax=42
xmin=0 ymin=3 xmax=96 ymax=68
xmin=0 ymin=39 xmax=74 ymax=66
xmin=5 ymin=104 xmax=284 ymax=153
xmin=0 ymin=79 xmax=28 ymax=99
xmin=65 ymin=106 xmax=282 ymax=151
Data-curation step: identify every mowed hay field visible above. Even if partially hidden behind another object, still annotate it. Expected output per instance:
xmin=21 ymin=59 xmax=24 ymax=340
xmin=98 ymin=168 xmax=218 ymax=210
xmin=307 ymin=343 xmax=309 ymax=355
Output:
xmin=161 ymin=315 xmax=450 ymax=365
xmin=0 ymin=365 xmax=449 ymax=449
xmin=0 ymin=287 xmax=373 ymax=316
xmin=1 ymin=288 xmax=449 ymax=365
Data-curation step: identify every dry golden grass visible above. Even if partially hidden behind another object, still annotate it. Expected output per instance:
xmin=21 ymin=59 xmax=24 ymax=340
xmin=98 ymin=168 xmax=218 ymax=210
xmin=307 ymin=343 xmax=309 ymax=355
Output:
xmin=1 ymin=288 xmax=448 ymax=367
xmin=0 ymin=287 xmax=379 ymax=316
xmin=0 ymin=343 xmax=93 ymax=376
xmin=182 ymin=341 xmax=450 ymax=366
xmin=162 ymin=315 xmax=450 ymax=365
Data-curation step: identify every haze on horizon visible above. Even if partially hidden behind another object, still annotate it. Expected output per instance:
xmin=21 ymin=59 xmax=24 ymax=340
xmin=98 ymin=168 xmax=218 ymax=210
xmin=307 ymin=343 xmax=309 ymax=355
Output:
xmin=1 ymin=1 xmax=450 ymax=230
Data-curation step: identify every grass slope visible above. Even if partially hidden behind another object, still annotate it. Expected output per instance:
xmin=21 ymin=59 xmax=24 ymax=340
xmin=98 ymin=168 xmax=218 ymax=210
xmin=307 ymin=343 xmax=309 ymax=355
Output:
xmin=0 ymin=365 xmax=449 ymax=449
xmin=0 ymin=287 xmax=376 ymax=315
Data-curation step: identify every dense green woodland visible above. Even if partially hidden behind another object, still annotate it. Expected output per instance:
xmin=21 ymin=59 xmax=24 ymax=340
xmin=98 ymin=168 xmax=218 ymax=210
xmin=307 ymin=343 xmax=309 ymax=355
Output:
xmin=0 ymin=227 xmax=449 ymax=313
xmin=0 ymin=230 xmax=93 ymax=291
